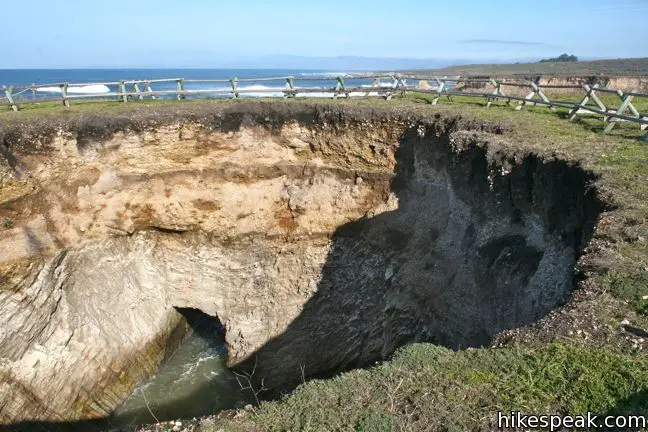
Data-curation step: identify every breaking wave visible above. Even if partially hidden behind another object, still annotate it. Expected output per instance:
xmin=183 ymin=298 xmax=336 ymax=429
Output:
xmin=299 ymin=72 xmax=352 ymax=77
xmin=37 ymin=84 xmax=111 ymax=94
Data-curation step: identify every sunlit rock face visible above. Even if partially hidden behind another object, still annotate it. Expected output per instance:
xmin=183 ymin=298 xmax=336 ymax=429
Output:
xmin=0 ymin=102 xmax=601 ymax=423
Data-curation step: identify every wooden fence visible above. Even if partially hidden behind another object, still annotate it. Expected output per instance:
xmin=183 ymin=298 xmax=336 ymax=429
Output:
xmin=2 ymin=74 xmax=647 ymax=140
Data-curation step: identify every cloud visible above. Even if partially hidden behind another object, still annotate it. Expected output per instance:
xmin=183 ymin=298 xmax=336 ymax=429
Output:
xmin=460 ymin=39 xmax=557 ymax=48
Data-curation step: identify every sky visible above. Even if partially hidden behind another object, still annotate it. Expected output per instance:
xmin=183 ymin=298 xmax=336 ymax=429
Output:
xmin=1 ymin=0 xmax=647 ymax=68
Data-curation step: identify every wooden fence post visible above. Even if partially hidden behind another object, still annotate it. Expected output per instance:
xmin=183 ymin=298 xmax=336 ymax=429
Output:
xmin=604 ymin=90 xmax=634 ymax=133
xmin=334 ymin=76 xmax=347 ymax=99
xmin=486 ymin=79 xmax=507 ymax=108
xmin=621 ymin=91 xmax=643 ymax=121
xmin=4 ymin=86 xmax=18 ymax=112
xmin=432 ymin=77 xmax=444 ymax=105
xmin=145 ymin=81 xmax=156 ymax=99
xmin=366 ymin=77 xmax=379 ymax=97
xmin=536 ymin=83 xmax=554 ymax=111
xmin=229 ymin=77 xmax=239 ymax=99
xmin=395 ymin=76 xmax=406 ymax=93
xmin=284 ymin=77 xmax=295 ymax=98
xmin=570 ymin=84 xmax=607 ymax=121
xmin=118 ymin=81 xmax=127 ymax=103
xmin=516 ymin=82 xmax=553 ymax=111
xmin=397 ymin=77 xmax=404 ymax=88
xmin=385 ymin=78 xmax=393 ymax=101
xmin=176 ymin=79 xmax=186 ymax=100
xmin=31 ymin=83 xmax=36 ymax=101
xmin=516 ymin=83 xmax=535 ymax=110
xmin=133 ymin=82 xmax=143 ymax=100
xmin=444 ymin=79 xmax=453 ymax=102
xmin=60 ymin=83 xmax=70 ymax=107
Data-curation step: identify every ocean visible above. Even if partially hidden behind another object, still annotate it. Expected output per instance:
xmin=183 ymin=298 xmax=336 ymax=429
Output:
xmin=0 ymin=69 xmax=405 ymax=101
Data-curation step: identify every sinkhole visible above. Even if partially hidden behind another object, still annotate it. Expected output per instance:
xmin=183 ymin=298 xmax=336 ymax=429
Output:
xmin=0 ymin=103 xmax=604 ymax=426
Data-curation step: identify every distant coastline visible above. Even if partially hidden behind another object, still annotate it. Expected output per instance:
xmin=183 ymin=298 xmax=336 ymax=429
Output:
xmin=398 ymin=57 xmax=648 ymax=76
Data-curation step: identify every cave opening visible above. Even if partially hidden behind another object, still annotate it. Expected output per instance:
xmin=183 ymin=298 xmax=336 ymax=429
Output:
xmin=109 ymin=308 xmax=247 ymax=427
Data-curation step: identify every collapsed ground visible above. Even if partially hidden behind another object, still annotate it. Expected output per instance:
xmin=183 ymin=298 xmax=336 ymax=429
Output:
xmin=0 ymin=99 xmax=647 ymax=431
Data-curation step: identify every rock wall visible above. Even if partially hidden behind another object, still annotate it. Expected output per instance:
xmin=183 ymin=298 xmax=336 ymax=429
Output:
xmin=0 ymin=103 xmax=602 ymax=423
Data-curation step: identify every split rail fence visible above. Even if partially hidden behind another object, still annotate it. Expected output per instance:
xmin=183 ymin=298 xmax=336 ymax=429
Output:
xmin=2 ymin=74 xmax=647 ymax=140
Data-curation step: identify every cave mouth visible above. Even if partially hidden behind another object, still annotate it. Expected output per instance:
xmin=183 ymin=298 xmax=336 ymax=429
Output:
xmin=0 ymin=105 xmax=604 ymax=426
xmin=109 ymin=308 xmax=247 ymax=427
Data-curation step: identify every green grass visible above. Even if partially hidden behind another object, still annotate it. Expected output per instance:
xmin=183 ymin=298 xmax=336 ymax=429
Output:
xmin=2 ymin=91 xmax=646 ymax=141
xmin=0 ymin=97 xmax=206 ymax=119
xmin=204 ymin=344 xmax=648 ymax=431
xmin=606 ymin=272 xmax=648 ymax=317
xmin=398 ymin=91 xmax=648 ymax=139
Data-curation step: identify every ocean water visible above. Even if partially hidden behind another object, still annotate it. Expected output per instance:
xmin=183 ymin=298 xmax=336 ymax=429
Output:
xmin=109 ymin=309 xmax=249 ymax=427
xmin=0 ymin=69 xmax=406 ymax=101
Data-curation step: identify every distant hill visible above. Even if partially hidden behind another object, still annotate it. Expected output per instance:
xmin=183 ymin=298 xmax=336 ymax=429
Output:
xmin=210 ymin=55 xmax=542 ymax=71
xmin=224 ymin=55 xmax=457 ymax=71
xmin=400 ymin=57 xmax=648 ymax=76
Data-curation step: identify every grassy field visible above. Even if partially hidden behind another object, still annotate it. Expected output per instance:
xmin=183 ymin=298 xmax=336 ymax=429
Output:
xmin=402 ymin=57 xmax=648 ymax=76
xmin=399 ymin=91 xmax=648 ymax=140
xmin=2 ymin=91 xmax=647 ymax=136
xmin=1 ymin=97 xmax=647 ymax=431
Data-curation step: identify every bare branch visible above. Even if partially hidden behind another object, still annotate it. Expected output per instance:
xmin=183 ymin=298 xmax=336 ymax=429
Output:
xmin=140 ymin=388 xmax=159 ymax=424
xmin=233 ymin=357 xmax=267 ymax=405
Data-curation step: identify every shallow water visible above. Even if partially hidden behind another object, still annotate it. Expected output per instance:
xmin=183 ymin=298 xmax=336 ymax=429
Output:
xmin=110 ymin=309 xmax=247 ymax=427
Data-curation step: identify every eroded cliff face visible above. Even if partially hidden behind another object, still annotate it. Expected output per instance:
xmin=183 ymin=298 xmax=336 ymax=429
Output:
xmin=0 ymin=103 xmax=601 ymax=423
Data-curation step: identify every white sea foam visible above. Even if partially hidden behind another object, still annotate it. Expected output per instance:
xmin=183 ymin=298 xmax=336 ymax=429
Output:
xmin=37 ymin=84 xmax=111 ymax=94
xmin=29 ymin=81 xmax=405 ymax=100
xmin=226 ymin=83 xmax=399 ymax=98
xmin=361 ymin=82 xmax=397 ymax=88
xmin=299 ymin=72 xmax=351 ymax=77
xmin=179 ymin=353 xmax=219 ymax=380
xmin=229 ymin=84 xmax=285 ymax=98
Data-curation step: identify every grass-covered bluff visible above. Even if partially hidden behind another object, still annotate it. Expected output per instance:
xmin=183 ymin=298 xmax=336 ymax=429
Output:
xmin=1 ymin=96 xmax=647 ymax=431
xmin=203 ymin=344 xmax=648 ymax=431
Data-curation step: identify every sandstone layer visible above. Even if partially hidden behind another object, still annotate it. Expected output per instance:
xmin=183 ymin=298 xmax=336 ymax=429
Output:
xmin=0 ymin=102 xmax=602 ymax=423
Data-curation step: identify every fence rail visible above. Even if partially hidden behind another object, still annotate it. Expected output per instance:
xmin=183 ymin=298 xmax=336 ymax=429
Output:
xmin=2 ymin=74 xmax=647 ymax=140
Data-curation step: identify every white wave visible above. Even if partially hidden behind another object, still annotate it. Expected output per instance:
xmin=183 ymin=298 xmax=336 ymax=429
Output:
xmin=179 ymin=353 xmax=219 ymax=379
xmin=361 ymin=82 xmax=397 ymax=88
xmin=299 ymin=72 xmax=351 ymax=77
xmin=28 ymin=81 xmax=405 ymax=100
xmin=230 ymin=84 xmax=396 ymax=99
xmin=294 ymin=91 xmax=391 ymax=98
xmin=236 ymin=84 xmax=288 ymax=98
xmin=37 ymin=84 xmax=111 ymax=94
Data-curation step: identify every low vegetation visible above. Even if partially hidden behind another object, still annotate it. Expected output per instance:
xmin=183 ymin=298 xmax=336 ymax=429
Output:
xmin=202 ymin=344 xmax=648 ymax=431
